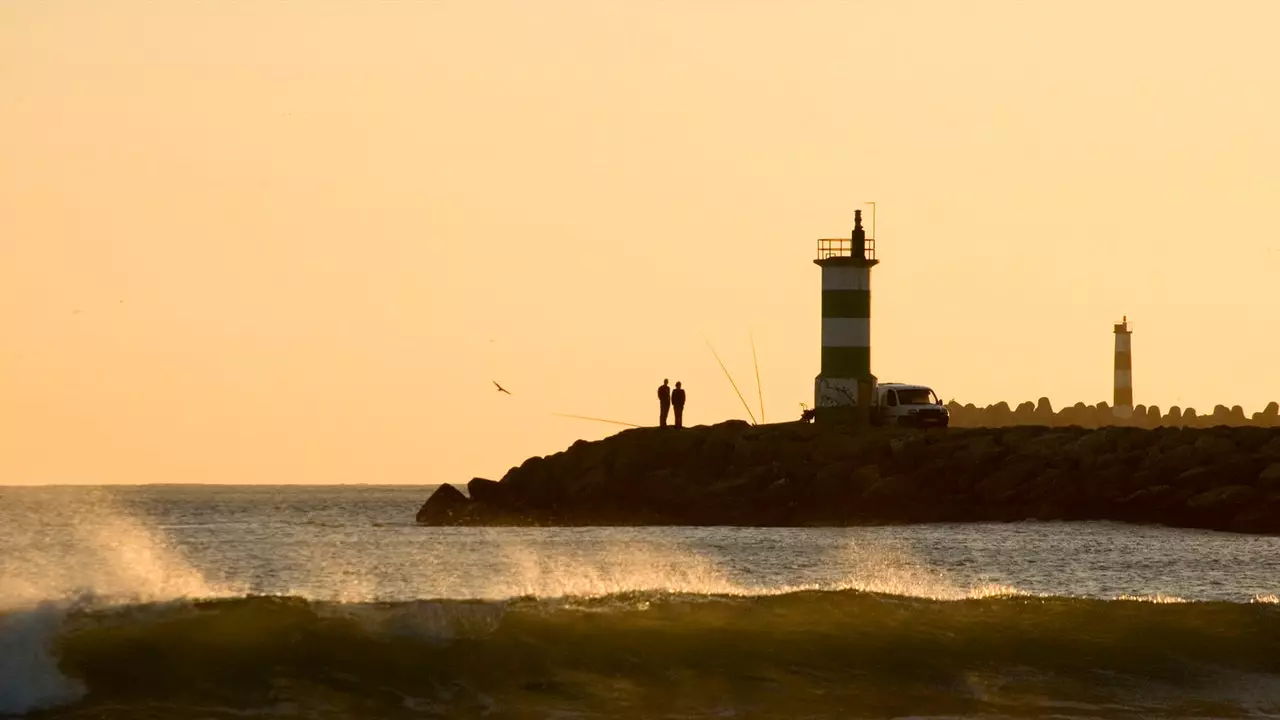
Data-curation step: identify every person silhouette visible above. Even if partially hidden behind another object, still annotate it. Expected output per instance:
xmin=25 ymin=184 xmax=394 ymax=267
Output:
xmin=657 ymin=379 xmax=671 ymax=427
xmin=672 ymin=381 xmax=686 ymax=428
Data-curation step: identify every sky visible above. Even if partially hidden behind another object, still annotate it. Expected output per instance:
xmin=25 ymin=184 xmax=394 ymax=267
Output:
xmin=3 ymin=2 xmax=1278 ymax=485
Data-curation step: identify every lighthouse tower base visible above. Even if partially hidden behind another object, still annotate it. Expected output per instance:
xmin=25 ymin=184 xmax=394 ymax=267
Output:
xmin=813 ymin=375 xmax=877 ymax=425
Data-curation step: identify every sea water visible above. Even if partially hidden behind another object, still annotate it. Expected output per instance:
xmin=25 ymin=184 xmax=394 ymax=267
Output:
xmin=2 ymin=484 xmax=1279 ymax=718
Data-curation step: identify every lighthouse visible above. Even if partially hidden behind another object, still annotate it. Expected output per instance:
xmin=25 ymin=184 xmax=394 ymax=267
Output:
xmin=1113 ymin=316 xmax=1133 ymax=419
xmin=814 ymin=209 xmax=878 ymax=423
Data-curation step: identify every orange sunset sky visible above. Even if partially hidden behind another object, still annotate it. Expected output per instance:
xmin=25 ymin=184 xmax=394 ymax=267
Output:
xmin=3 ymin=2 xmax=1278 ymax=485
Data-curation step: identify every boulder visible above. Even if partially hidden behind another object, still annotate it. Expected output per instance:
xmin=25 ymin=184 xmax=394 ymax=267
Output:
xmin=974 ymin=460 xmax=1043 ymax=503
xmin=416 ymin=484 xmax=471 ymax=525
xmin=1183 ymin=485 xmax=1257 ymax=527
xmin=466 ymin=478 xmax=504 ymax=505
xmin=861 ymin=474 xmax=920 ymax=503
xmin=1232 ymin=496 xmax=1280 ymax=533
xmin=1186 ymin=485 xmax=1255 ymax=510
xmin=1258 ymin=463 xmax=1280 ymax=492
xmin=1193 ymin=434 xmax=1236 ymax=461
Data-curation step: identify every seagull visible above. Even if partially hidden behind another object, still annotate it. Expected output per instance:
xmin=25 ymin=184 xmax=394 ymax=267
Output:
xmin=493 ymin=381 xmax=512 ymax=395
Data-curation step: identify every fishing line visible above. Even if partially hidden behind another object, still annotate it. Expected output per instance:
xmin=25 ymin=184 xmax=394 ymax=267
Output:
xmin=550 ymin=413 xmax=643 ymax=428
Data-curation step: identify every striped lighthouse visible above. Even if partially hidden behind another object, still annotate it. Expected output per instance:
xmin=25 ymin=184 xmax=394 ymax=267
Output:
xmin=814 ymin=209 xmax=878 ymax=422
xmin=1113 ymin=316 xmax=1133 ymax=419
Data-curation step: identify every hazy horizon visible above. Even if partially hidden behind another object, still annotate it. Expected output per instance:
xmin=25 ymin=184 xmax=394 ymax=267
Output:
xmin=4 ymin=2 xmax=1278 ymax=485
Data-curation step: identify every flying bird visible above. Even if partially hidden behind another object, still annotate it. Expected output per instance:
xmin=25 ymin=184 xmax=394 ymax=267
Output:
xmin=493 ymin=381 xmax=512 ymax=395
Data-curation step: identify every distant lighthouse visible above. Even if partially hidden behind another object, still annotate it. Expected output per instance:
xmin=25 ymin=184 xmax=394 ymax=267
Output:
xmin=1113 ymin=316 xmax=1133 ymax=419
xmin=814 ymin=209 xmax=878 ymax=422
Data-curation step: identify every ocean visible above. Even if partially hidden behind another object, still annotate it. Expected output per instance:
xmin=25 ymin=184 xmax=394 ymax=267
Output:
xmin=2 ymin=484 xmax=1279 ymax=719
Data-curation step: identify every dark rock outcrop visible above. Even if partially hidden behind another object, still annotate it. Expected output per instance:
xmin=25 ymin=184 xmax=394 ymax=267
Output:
xmin=416 ymin=422 xmax=1280 ymax=534
xmin=466 ymin=477 xmax=503 ymax=505
xmin=414 ymin=483 xmax=471 ymax=525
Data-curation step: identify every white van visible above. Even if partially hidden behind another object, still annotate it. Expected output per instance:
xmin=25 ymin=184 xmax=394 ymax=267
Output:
xmin=873 ymin=383 xmax=949 ymax=428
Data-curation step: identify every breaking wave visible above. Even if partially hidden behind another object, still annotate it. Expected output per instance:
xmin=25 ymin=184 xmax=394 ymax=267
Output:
xmin=7 ymin=591 xmax=1280 ymax=719
xmin=5 ymin=490 xmax=1280 ymax=718
xmin=0 ymin=489 xmax=244 ymax=717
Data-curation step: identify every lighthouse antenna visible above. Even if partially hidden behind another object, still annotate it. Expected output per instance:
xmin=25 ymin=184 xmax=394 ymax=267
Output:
xmin=703 ymin=334 xmax=759 ymax=425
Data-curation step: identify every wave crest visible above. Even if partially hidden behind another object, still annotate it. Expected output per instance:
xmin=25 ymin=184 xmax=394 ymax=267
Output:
xmin=14 ymin=590 xmax=1280 ymax=718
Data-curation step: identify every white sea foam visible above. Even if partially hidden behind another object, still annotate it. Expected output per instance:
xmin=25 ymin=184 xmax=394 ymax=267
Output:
xmin=0 ymin=602 xmax=86 ymax=714
xmin=0 ymin=489 xmax=237 ymax=714
xmin=1116 ymin=593 xmax=1189 ymax=604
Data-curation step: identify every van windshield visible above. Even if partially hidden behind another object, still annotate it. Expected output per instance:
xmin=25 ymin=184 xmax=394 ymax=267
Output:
xmin=897 ymin=388 xmax=939 ymax=405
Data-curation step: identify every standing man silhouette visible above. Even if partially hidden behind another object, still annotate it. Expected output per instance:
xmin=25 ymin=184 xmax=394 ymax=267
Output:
xmin=657 ymin=379 xmax=671 ymax=427
xmin=672 ymin=381 xmax=686 ymax=428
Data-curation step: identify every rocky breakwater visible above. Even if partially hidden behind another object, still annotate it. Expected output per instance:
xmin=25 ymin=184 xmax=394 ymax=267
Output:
xmin=947 ymin=398 xmax=1280 ymax=429
xmin=417 ymin=422 xmax=1280 ymax=534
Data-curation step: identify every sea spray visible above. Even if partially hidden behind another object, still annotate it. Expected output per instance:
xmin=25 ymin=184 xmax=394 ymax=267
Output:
xmin=0 ymin=490 xmax=237 ymax=715
xmin=491 ymin=537 xmax=746 ymax=599
xmin=468 ymin=534 xmax=1029 ymax=602
xmin=0 ymin=603 xmax=84 ymax=714
xmin=0 ymin=488 xmax=237 ymax=609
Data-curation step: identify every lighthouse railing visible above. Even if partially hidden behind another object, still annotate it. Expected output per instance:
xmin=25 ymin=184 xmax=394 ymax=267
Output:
xmin=816 ymin=237 xmax=876 ymax=261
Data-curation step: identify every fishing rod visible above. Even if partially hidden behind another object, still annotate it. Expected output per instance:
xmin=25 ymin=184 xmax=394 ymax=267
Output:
xmin=703 ymin=334 xmax=758 ymax=425
xmin=750 ymin=330 xmax=765 ymax=424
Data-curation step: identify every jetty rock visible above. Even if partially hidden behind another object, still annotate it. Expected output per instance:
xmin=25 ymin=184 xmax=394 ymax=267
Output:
xmin=416 ymin=421 xmax=1280 ymax=534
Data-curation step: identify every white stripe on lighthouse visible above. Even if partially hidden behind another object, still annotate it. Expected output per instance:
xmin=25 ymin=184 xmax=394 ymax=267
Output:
xmin=821 ymin=267 xmax=871 ymax=291
xmin=821 ymin=318 xmax=871 ymax=347
xmin=1114 ymin=370 xmax=1132 ymax=388
xmin=1115 ymin=334 xmax=1131 ymax=353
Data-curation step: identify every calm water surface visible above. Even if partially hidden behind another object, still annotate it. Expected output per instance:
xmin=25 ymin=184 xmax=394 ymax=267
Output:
xmin=2 ymin=484 xmax=1277 ymax=605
